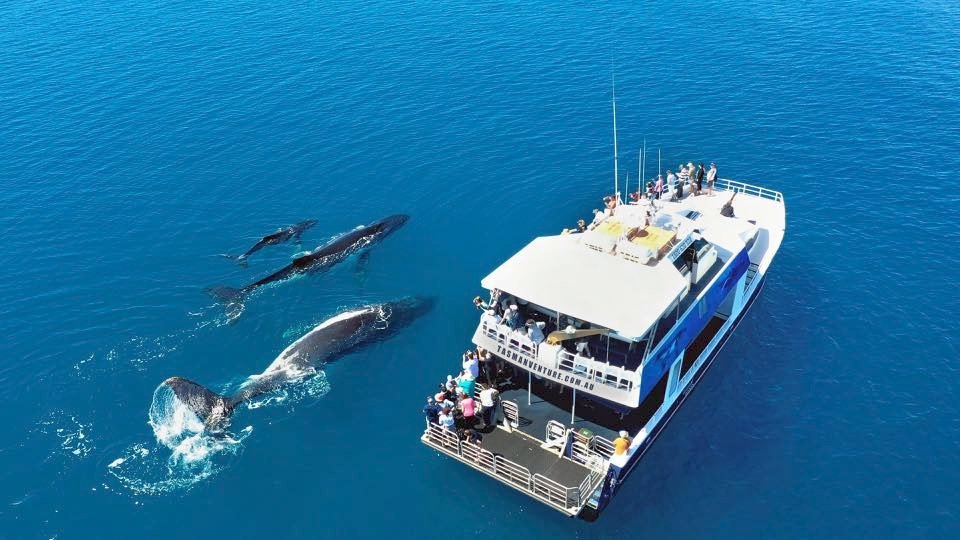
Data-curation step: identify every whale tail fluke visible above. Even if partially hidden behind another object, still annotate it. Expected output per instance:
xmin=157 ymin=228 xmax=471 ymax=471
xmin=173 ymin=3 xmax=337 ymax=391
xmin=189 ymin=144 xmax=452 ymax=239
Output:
xmin=161 ymin=376 xmax=236 ymax=428
xmin=206 ymin=285 xmax=245 ymax=321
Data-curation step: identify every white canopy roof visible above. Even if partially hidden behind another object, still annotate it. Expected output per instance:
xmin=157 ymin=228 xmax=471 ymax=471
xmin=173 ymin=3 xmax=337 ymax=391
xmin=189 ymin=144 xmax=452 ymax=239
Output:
xmin=480 ymin=234 xmax=689 ymax=339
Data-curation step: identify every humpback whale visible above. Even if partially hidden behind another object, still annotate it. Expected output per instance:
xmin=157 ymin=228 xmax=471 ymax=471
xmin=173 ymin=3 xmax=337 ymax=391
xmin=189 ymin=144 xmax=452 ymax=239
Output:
xmin=220 ymin=219 xmax=318 ymax=265
xmin=207 ymin=214 xmax=408 ymax=319
xmin=161 ymin=297 xmax=433 ymax=430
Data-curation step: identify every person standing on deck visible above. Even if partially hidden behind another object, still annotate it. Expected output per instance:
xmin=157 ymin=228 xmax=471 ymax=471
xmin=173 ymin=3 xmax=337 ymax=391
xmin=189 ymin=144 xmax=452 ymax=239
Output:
xmin=504 ymin=304 xmax=522 ymax=330
xmin=423 ymin=396 xmax=441 ymax=425
xmin=677 ymin=166 xmax=689 ymax=192
xmin=654 ymin=175 xmax=664 ymax=200
xmin=707 ymin=163 xmax=718 ymax=196
xmin=457 ymin=370 xmax=476 ymax=397
xmin=463 ymin=350 xmax=480 ymax=380
xmin=459 ymin=393 xmax=477 ymax=428
xmin=479 ymin=348 xmax=497 ymax=384
xmin=613 ymin=430 xmax=632 ymax=455
xmin=439 ymin=406 xmax=456 ymax=432
xmin=479 ymin=386 xmax=500 ymax=429
xmin=696 ymin=163 xmax=705 ymax=194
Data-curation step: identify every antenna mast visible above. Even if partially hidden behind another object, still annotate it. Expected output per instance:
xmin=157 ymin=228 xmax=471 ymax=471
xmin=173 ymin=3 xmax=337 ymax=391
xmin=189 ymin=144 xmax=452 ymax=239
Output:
xmin=641 ymin=138 xmax=646 ymax=196
xmin=612 ymin=73 xmax=619 ymax=199
xmin=638 ymin=149 xmax=642 ymax=201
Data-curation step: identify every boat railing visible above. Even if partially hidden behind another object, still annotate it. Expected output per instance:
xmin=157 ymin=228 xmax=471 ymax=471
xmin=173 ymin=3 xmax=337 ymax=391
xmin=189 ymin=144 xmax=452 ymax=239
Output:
xmin=532 ymin=473 xmax=583 ymax=509
xmin=478 ymin=318 xmax=540 ymax=360
xmin=460 ymin=439 xmax=497 ymax=472
xmin=570 ymin=429 xmax=612 ymax=472
xmin=556 ymin=348 xmax=635 ymax=391
xmin=422 ymin=422 xmax=601 ymax=514
xmin=590 ymin=434 xmax=616 ymax=459
xmin=716 ymin=178 xmax=783 ymax=202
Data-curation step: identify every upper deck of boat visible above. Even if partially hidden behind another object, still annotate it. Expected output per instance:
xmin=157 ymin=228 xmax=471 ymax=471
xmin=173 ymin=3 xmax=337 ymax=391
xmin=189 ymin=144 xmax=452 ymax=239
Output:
xmin=479 ymin=179 xmax=785 ymax=340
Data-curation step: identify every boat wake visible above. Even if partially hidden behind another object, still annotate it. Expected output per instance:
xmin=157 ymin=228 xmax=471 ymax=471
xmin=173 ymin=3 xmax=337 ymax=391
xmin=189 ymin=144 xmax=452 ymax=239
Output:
xmin=106 ymin=383 xmax=252 ymax=497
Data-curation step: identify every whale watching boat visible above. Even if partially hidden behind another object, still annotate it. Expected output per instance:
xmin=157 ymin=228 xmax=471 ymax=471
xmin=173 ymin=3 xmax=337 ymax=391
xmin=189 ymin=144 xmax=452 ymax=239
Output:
xmin=421 ymin=98 xmax=785 ymax=519
xmin=421 ymin=167 xmax=785 ymax=517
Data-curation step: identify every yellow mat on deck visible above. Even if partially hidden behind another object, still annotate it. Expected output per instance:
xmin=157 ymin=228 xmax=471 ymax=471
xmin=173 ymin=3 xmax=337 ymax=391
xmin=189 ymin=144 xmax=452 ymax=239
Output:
xmin=594 ymin=219 xmax=626 ymax=237
xmin=631 ymin=226 xmax=676 ymax=253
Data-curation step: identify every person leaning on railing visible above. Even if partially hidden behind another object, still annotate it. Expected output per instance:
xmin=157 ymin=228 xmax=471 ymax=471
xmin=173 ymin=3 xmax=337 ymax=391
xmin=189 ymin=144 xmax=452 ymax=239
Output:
xmin=503 ymin=304 xmax=522 ymax=330
xmin=423 ymin=396 xmax=441 ymax=426
xmin=473 ymin=295 xmax=490 ymax=311
xmin=438 ymin=405 xmax=456 ymax=432
xmin=613 ymin=430 xmax=631 ymax=456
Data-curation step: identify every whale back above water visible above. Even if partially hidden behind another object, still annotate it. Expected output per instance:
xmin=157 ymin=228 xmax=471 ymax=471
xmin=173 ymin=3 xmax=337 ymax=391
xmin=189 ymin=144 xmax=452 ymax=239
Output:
xmin=160 ymin=297 xmax=432 ymax=427
xmin=220 ymin=219 xmax=319 ymax=265
xmin=207 ymin=214 xmax=409 ymax=320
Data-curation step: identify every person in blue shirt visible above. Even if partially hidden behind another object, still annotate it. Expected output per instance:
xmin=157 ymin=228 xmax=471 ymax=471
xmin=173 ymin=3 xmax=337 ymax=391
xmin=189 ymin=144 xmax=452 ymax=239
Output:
xmin=504 ymin=304 xmax=522 ymax=330
xmin=423 ymin=396 xmax=441 ymax=425
xmin=457 ymin=370 xmax=476 ymax=397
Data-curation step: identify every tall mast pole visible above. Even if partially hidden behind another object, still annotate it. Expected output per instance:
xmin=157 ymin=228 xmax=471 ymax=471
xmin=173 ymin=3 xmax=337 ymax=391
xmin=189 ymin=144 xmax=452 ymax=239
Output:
xmin=612 ymin=73 xmax=619 ymax=199
xmin=638 ymin=149 xmax=642 ymax=200
xmin=642 ymin=138 xmax=647 ymax=195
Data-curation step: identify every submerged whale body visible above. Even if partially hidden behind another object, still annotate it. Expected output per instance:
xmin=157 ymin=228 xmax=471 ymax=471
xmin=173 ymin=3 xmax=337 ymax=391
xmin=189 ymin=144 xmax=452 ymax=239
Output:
xmin=220 ymin=219 xmax=318 ymax=265
xmin=160 ymin=297 xmax=432 ymax=429
xmin=207 ymin=214 xmax=408 ymax=320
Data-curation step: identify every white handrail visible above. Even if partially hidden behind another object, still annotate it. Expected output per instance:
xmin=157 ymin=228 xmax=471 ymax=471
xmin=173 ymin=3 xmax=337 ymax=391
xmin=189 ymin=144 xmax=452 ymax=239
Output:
xmin=715 ymin=178 xmax=783 ymax=202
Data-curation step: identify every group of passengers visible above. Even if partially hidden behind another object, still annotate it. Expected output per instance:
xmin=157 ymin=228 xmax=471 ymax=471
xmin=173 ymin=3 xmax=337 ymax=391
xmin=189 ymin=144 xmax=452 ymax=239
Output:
xmin=663 ymin=161 xmax=718 ymax=200
xmin=630 ymin=161 xmax=719 ymax=204
xmin=474 ymin=290 xmax=546 ymax=344
xmin=563 ymin=161 xmax=720 ymax=235
xmin=422 ymin=344 xmax=503 ymax=445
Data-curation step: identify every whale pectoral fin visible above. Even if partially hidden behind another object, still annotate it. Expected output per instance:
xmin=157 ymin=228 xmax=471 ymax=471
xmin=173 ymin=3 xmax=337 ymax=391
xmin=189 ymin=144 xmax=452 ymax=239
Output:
xmin=354 ymin=251 xmax=371 ymax=286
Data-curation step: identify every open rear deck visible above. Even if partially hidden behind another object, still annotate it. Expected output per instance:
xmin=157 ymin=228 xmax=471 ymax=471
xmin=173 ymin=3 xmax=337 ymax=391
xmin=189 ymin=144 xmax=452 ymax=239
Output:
xmin=421 ymin=417 xmax=609 ymax=515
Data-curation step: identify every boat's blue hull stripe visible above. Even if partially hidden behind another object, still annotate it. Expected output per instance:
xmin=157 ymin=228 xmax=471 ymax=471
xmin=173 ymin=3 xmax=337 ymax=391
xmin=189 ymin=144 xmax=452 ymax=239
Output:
xmin=594 ymin=274 xmax=765 ymax=514
xmin=638 ymin=248 xmax=751 ymax=401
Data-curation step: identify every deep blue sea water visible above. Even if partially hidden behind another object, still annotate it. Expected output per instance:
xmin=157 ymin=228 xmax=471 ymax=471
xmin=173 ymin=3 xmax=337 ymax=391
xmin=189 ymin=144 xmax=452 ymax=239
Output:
xmin=2 ymin=1 xmax=959 ymax=538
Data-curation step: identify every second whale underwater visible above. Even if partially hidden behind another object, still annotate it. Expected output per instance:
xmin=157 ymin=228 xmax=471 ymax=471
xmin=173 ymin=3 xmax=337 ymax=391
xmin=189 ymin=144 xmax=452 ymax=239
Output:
xmin=207 ymin=214 xmax=409 ymax=320
xmin=219 ymin=219 xmax=318 ymax=266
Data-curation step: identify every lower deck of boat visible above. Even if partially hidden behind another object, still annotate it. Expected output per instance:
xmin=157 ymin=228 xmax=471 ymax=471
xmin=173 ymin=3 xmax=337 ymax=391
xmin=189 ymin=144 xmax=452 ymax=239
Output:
xmin=495 ymin=314 xmax=728 ymax=442
xmin=478 ymin=427 xmax=592 ymax=486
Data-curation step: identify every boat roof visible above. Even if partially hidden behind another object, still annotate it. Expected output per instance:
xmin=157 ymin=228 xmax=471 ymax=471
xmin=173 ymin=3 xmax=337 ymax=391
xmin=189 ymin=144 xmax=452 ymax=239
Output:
xmin=480 ymin=233 xmax=688 ymax=339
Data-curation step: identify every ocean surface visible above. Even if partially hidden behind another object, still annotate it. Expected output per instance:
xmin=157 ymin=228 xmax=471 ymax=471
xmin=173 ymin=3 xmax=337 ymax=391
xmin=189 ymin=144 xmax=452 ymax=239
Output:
xmin=1 ymin=1 xmax=958 ymax=538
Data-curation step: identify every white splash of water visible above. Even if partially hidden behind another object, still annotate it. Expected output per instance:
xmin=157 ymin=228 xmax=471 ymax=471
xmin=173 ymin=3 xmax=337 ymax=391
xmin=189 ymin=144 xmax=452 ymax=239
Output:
xmin=107 ymin=384 xmax=251 ymax=497
xmin=35 ymin=410 xmax=95 ymax=459
xmin=244 ymin=369 xmax=330 ymax=412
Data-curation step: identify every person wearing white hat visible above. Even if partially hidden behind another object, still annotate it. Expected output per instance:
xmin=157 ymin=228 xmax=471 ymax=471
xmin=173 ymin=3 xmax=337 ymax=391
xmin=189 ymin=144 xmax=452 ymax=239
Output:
xmin=707 ymin=162 xmax=718 ymax=196
xmin=613 ymin=430 xmax=632 ymax=455
xmin=504 ymin=304 xmax=522 ymax=330
xmin=423 ymin=396 xmax=441 ymax=425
